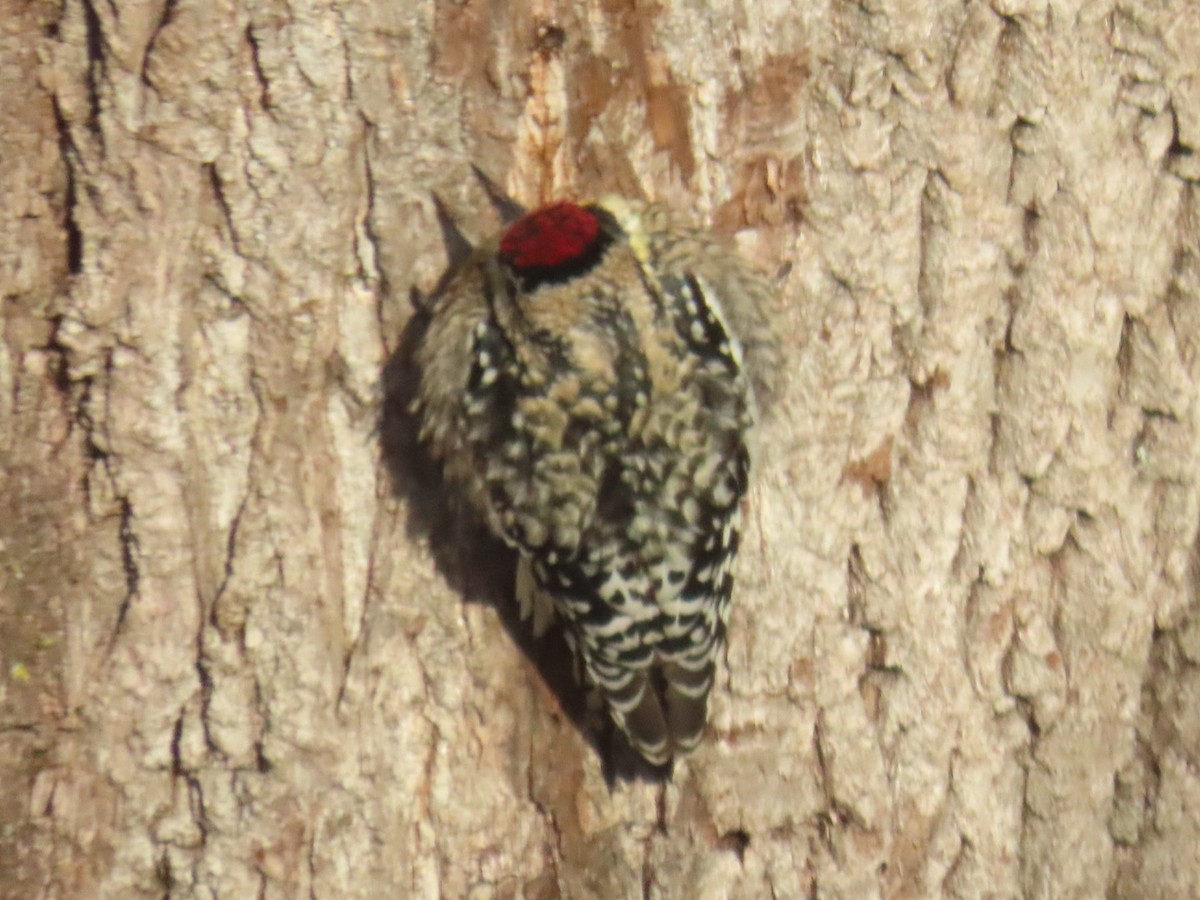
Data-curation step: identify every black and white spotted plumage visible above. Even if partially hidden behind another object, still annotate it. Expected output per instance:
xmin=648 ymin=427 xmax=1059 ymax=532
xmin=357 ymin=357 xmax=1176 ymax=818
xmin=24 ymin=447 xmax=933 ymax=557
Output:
xmin=414 ymin=193 xmax=773 ymax=766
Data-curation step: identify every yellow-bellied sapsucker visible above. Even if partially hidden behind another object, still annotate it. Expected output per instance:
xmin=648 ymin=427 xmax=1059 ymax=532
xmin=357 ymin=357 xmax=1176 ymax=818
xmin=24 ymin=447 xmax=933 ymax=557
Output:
xmin=414 ymin=191 xmax=776 ymax=766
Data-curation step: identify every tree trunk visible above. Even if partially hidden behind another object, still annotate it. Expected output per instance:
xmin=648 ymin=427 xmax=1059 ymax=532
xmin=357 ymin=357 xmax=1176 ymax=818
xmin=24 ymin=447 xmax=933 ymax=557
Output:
xmin=3 ymin=0 xmax=1199 ymax=896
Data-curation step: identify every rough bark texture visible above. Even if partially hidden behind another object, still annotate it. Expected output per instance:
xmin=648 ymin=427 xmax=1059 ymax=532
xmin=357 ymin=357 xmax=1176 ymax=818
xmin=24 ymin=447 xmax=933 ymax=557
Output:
xmin=2 ymin=0 xmax=1199 ymax=897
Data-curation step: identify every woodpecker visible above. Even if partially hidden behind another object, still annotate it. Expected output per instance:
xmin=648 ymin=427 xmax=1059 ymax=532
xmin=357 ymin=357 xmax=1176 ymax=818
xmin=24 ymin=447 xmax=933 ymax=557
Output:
xmin=413 ymin=189 xmax=776 ymax=766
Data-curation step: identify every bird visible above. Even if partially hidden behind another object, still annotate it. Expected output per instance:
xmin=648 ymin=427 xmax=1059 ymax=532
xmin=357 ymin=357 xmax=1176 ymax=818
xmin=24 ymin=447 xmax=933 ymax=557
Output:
xmin=412 ymin=181 xmax=777 ymax=766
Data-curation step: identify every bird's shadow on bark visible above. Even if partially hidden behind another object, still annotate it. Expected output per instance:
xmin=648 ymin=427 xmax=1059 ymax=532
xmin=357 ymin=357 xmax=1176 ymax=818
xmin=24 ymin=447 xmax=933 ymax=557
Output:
xmin=378 ymin=294 xmax=669 ymax=786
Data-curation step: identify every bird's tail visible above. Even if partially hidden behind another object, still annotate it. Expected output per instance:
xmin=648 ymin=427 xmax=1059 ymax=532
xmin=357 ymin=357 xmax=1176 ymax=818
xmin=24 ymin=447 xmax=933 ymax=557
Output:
xmin=599 ymin=658 xmax=714 ymax=766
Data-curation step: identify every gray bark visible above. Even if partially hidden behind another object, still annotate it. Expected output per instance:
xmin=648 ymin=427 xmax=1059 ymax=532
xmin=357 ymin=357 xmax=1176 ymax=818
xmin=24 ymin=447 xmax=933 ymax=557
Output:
xmin=2 ymin=0 xmax=1199 ymax=897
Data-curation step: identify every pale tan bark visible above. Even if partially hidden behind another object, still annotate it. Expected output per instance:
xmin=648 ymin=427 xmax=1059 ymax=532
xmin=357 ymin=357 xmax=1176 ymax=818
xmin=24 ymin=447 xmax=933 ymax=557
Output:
xmin=2 ymin=0 xmax=1199 ymax=897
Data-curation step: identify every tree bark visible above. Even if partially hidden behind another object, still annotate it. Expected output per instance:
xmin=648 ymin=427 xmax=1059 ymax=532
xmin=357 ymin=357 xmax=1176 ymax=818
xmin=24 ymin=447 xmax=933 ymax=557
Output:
xmin=2 ymin=0 xmax=1199 ymax=897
